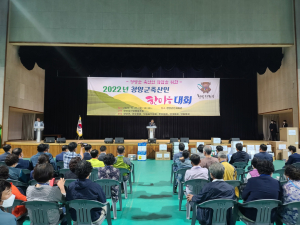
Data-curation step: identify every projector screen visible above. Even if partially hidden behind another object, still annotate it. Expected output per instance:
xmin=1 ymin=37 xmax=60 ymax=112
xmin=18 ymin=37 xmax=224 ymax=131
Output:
xmin=87 ymin=77 xmax=220 ymax=116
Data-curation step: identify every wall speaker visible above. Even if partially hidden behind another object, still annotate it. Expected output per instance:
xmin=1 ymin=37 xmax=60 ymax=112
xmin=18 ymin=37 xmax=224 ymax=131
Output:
xmin=180 ymin=137 xmax=189 ymax=143
xmin=56 ymin=138 xmax=66 ymax=143
xmin=44 ymin=137 xmax=55 ymax=143
xmin=115 ymin=137 xmax=124 ymax=143
xmin=170 ymin=138 xmax=178 ymax=143
xmin=104 ymin=138 xmax=114 ymax=144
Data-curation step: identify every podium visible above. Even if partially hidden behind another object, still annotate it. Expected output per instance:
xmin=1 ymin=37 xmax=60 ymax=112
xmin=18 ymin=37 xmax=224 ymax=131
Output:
xmin=147 ymin=126 xmax=157 ymax=139
xmin=34 ymin=126 xmax=44 ymax=143
xmin=280 ymin=127 xmax=299 ymax=148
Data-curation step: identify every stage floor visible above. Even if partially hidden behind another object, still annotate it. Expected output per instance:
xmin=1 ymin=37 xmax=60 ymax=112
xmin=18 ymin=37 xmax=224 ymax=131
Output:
xmin=4 ymin=139 xmax=268 ymax=159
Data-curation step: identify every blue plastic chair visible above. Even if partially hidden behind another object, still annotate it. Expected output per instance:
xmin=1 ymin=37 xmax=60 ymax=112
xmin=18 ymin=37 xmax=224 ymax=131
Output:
xmin=173 ymin=168 xmax=190 ymax=196
xmin=118 ymin=168 xmax=132 ymax=198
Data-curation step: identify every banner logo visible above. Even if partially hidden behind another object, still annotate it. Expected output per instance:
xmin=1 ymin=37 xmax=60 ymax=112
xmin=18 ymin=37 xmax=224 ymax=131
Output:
xmin=198 ymin=82 xmax=211 ymax=93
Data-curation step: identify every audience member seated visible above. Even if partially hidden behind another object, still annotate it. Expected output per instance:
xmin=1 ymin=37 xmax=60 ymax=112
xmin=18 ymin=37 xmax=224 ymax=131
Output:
xmin=0 ymin=180 xmax=17 ymax=225
xmin=195 ymin=144 xmax=205 ymax=159
xmin=187 ymin=163 xmax=235 ymax=225
xmin=280 ymin=165 xmax=300 ymax=225
xmin=83 ymin=144 xmax=92 ymax=160
xmin=184 ymin=154 xmax=208 ymax=195
xmin=27 ymin=163 xmax=67 ymax=225
xmin=98 ymin=146 xmax=107 ymax=161
xmin=30 ymin=144 xmax=56 ymax=170
xmin=285 ymin=145 xmax=300 ymax=166
xmin=5 ymin=154 xmax=27 ymax=183
xmin=64 ymin=157 xmax=81 ymax=179
xmin=213 ymin=145 xmax=223 ymax=158
xmin=56 ymin=145 xmax=69 ymax=162
xmin=0 ymin=166 xmax=27 ymax=218
xmin=63 ymin=142 xmax=84 ymax=169
xmin=98 ymin=153 xmax=120 ymax=202
xmin=12 ymin=148 xmax=32 ymax=170
xmin=246 ymin=157 xmax=259 ymax=180
xmin=253 ymin=144 xmax=273 ymax=162
xmin=87 ymin=150 xmax=105 ymax=168
xmin=113 ymin=145 xmax=132 ymax=181
xmin=200 ymin=146 xmax=219 ymax=169
xmin=30 ymin=154 xmax=50 ymax=180
xmin=174 ymin=150 xmax=192 ymax=192
xmin=229 ymin=143 xmax=249 ymax=165
xmin=239 ymin=160 xmax=282 ymax=223
xmin=173 ymin=143 xmax=185 ymax=172
xmin=66 ymin=160 xmax=106 ymax=225
xmin=218 ymin=152 xmax=238 ymax=197
xmin=0 ymin=144 xmax=11 ymax=161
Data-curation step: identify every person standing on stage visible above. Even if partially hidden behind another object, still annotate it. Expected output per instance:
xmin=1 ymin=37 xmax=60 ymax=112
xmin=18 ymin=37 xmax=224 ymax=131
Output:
xmin=34 ymin=117 xmax=44 ymax=140
xmin=283 ymin=120 xmax=288 ymax=127
xmin=149 ymin=119 xmax=156 ymax=126
xmin=269 ymin=120 xmax=277 ymax=141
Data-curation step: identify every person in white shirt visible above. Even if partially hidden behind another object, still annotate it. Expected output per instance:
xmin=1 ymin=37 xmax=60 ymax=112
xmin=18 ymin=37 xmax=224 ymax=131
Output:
xmin=34 ymin=118 xmax=44 ymax=140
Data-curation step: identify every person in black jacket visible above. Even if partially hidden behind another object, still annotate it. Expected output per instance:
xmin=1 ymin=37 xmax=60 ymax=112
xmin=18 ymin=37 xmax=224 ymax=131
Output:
xmin=239 ymin=160 xmax=282 ymax=223
xmin=229 ymin=143 xmax=249 ymax=165
xmin=12 ymin=148 xmax=32 ymax=170
xmin=283 ymin=120 xmax=288 ymax=127
xmin=285 ymin=145 xmax=300 ymax=165
xmin=66 ymin=160 xmax=106 ymax=224
xmin=269 ymin=120 xmax=277 ymax=141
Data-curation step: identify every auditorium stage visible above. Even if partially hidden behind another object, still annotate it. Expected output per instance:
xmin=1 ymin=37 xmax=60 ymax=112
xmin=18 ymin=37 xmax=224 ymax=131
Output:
xmin=4 ymin=139 xmax=268 ymax=159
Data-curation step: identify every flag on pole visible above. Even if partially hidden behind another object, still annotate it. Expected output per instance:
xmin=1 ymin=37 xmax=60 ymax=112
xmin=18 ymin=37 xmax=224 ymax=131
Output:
xmin=77 ymin=116 xmax=83 ymax=137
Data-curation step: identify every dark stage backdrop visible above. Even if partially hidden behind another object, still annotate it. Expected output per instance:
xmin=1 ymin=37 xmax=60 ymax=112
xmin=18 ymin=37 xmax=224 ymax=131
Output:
xmin=44 ymin=68 xmax=259 ymax=140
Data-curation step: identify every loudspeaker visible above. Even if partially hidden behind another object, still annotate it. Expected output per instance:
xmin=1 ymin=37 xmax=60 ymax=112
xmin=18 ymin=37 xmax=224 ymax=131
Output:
xmin=56 ymin=138 xmax=66 ymax=143
xmin=148 ymin=138 xmax=156 ymax=143
xmin=104 ymin=138 xmax=114 ymax=144
xmin=228 ymin=138 xmax=240 ymax=144
xmin=180 ymin=137 xmax=189 ymax=143
xmin=170 ymin=138 xmax=178 ymax=143
xmin=44 ymin=137 xmax=55 ymax=143
xmin=115 ymin=137 xmax=124 ymax=144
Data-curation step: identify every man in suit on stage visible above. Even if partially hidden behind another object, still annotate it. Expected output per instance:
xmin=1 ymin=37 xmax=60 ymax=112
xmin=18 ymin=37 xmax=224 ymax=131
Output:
xmin=283 ymin=120 xmax=288 ymax=127
xmin=149 ymin=119 xmax=156 ymax=126
xmin=34 ymin=118 xmax=44 ymax=140
xmin=269 ymin=120 xmax=277 ymax=141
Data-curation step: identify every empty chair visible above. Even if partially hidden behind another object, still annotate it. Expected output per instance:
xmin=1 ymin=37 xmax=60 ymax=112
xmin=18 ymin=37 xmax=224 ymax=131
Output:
xmin=24 ymin=201 xmax=66 ymax=225
xmin=66 ymin=199 xmax=111 ymax=225
xmin=273 ymin=168 xmax=286 ymax=182
xmin=238 ymin=199 xmax=281 ymax=225
xmin=191 ymin=199 xmax=237 ymax=225
xmin=89 ymin=168 xmax=99 ymax=182
xmin=95 ymin=179 xmax=122 ymax=219
xmin=119 ymin=168 xmax=132 ymax=198
xmin=236 ymin=168 xmax=246 ymax=182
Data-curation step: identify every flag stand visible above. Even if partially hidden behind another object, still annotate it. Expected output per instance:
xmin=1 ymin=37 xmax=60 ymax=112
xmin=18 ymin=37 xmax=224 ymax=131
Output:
xmin=75 ymin=135 xmax=84 ymax=140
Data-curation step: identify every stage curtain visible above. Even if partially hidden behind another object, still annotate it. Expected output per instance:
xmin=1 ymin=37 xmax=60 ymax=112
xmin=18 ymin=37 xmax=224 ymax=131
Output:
xmin=22 ymin=114 xmax=35 ymax=140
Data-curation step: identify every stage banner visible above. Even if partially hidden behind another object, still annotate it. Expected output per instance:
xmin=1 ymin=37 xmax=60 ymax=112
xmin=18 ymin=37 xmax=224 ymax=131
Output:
xmin=87 ymin=77 xmax=220 ymax=116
